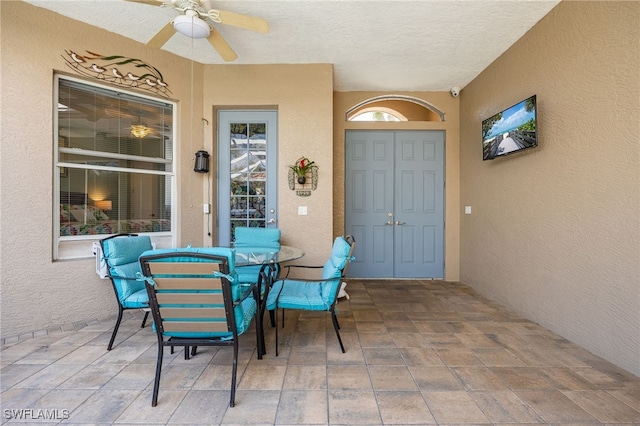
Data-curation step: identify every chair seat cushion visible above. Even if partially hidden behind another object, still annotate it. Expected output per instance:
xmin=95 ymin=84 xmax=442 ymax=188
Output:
xmin=236 ymin=265 xmax=263 ymax=284
xmin=266 ymin=279 xmax=334 ymax=311
xmin=121 ymin=288 xmax=149 ymax=309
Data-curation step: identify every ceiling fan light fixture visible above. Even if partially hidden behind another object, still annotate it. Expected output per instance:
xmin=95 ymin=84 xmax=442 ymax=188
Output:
xmin=173 ymin=13 xmax=210 ymax=39
xmin=131 ymin=123 xmax=152 ymax=138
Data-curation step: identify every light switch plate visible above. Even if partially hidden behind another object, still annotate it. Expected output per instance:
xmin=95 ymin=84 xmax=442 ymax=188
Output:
xmin=465 ymin=206 xmax=472 ymax=215
xmin=298 ymin=206 xmax=307 ymax=215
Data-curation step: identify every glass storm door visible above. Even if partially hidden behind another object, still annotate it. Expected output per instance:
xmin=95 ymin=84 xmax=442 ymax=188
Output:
xmin=218 ymin=110 xmax=278 ymax=246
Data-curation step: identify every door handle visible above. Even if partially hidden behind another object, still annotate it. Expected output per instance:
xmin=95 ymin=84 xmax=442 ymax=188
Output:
xmin=395 ymin=221 xmax=406 ymax=225
xmin=386 ymin=212 xmax=394 ymax=225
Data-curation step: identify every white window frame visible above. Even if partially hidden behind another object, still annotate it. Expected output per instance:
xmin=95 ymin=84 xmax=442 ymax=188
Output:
xmin=53 ymin=74 xmax=178 ymax=260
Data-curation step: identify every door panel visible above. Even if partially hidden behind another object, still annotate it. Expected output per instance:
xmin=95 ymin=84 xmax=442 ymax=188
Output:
xmin=345 ymin=131 xmax=395 ymax=277
xmin=218 ymin=111 xmax=278 ymax=246
xmin=346 ymin=130 xmax=444 ymax=278
xmin=394 ymin=131 xmax=444 ymax=278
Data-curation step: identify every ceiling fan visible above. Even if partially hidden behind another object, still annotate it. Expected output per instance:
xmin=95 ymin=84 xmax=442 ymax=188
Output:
xmin=125 ymin=0 xmax=269 ymax=62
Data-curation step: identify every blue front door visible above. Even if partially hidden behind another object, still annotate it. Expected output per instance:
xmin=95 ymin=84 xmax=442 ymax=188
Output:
xmin=345 ymin=130 xmax=445 ymax=278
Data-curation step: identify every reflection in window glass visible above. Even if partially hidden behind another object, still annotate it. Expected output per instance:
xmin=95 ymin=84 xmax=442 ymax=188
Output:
xmin=56 ymin=77 xmax=175 ymax=243
xmin=350 ymin=111 xmax=402 ymax=121
xmin=229 ymin=122 xmax=267 ymax=240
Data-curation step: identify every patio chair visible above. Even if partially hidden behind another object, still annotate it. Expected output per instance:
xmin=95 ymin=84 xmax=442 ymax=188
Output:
xmin=99 ymin=233 xmax=153 ymax=351
xmin=266 ymin=235 xmax=355 ymax=355
xmin=234 ymin=226 xmax=281 ymax=284
xmin=234 ymin=226 xmax=281 ymax=322
xmin=138 ymin=247 xmax=260 ymax=407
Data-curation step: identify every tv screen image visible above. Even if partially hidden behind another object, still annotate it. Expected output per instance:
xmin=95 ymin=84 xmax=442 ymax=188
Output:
xmin=482 ymin=95 xmax=537 ymax=160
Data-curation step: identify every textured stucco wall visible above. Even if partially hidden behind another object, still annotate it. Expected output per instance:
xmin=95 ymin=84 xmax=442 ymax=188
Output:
xmin=0 ymin=3 xmax=335 ymax=338
xmin=1 ymin=2 xmax=199 ymax=338
xmin=333 ymin=92 xmax=461 ymax=281
xmin=202 ymin=64 xmax=335 ymax=266
xmin=460 ymin=1 xmax=640 ymax=376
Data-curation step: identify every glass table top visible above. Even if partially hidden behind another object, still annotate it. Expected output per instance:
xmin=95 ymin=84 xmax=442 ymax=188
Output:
xmin=234 ymin=245 xmax=304 ymax=267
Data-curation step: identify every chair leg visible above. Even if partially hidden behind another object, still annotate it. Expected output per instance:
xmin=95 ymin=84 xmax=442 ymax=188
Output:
xmin=274 ymin=308 xmax=279 ymax=357
xmin=107 ymin=307 xmax=124 ymax=351
xmin=331 ymin=311 xmax=345 ymax=353
xmin=254 ymin=287 xmax=264 ymax=359
xmin=230 ymin=341 xmax=239 ymax=407
xmin=151 ymin=343 xmax=164 ymax=406
xmin=191 ymin=346 xmax=197 ymax=356
xmin=141 ymin=310 xmax=149 ymax=328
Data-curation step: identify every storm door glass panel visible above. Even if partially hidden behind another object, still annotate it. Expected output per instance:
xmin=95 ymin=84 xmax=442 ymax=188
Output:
xmin=229 ymin=122 xmax=267 ymax=234
xmin=218 ymin=110 xmax=277 ymax=247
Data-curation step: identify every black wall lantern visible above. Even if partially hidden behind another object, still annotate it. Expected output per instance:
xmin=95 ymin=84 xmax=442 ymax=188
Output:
xmin=194 ymin=150 xmax=210 ymax=173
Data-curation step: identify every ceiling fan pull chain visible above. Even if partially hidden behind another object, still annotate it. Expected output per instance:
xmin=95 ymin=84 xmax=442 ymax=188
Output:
xmin=207 ymin=9 xmax=222 ymax=23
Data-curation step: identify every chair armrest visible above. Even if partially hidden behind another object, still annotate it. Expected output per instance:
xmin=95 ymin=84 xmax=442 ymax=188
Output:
xmin=278 ymin=277 xmax=339 ymax=284
xmin=281 ymin=264 xmax=323 ymax=278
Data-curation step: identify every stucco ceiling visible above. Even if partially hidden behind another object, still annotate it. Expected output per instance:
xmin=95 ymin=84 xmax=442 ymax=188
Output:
xmin=24 ymin=0 xmax=560 ymax=92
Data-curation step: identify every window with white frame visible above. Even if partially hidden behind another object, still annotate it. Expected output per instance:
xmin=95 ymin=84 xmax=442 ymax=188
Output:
xmin=55 ymin=75 xmax=175 ymax=259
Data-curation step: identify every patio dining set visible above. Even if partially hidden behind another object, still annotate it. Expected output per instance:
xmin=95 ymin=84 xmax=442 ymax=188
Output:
xmin=97 ymin=229 xmax=355 ymax=407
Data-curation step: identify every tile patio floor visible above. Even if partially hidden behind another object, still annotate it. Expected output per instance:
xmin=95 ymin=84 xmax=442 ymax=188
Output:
xmin=1 ymin=280 xmax=639 ymax=425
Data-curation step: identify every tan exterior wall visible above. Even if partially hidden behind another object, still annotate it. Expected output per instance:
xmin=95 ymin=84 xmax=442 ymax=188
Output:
xmin=202 ymin=64 xmax=335 ymax=266
xmin=0 ymin=2 xmax=200 ymax=337
xmin=333 ymin=92 xmax=460 ymax=281
xmin=0 ymin=3 xmax=335 ymax=338
xmin=459 ymin=1 xmax=640 ymax=376
xmin=1 ymin=0 xmax=638 ymax=377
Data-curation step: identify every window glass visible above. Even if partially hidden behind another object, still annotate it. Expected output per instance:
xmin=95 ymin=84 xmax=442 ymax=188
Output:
xmin=350 ymin=110 xmax=403 ymax=121
xmin=229 ymin=122 xmax=267 ymax=238
xmin=55 ymin=76 xmax=175 ymax=258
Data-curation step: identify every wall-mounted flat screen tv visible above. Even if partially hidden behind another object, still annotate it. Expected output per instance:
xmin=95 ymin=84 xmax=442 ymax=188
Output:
xmin=482 ymin=95 xmax=537 ymax=160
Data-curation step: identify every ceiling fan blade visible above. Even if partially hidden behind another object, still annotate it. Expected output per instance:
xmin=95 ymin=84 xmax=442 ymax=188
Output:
xmin=207 ymin=27 xmax=238 ymax=62
xmin=146 ymin=21 xmax=176 ymax=49
xmin=216 ymin=10 xmax=269 ymax=34
xmin=124 ymin=0 xmax=165 ymax=5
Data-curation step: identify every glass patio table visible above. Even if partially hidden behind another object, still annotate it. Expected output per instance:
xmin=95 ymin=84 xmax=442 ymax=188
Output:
xmin=233 ymin=245 xmax=304 ymax=357
xmin=234 ymin=245 xmax=305 ymax=267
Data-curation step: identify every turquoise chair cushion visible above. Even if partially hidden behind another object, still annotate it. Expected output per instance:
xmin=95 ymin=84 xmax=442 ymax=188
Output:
xmin=102 ymin=235 xmax=153 ymax=306
xmin=234 ymin=227 xmax=281 ymax=286
xmin=122 ymin=288 xmax=149 ymax=309
xmin=237 ymin=266 xmax=265 ymax=284
xmin=322 ymin=236 xmax=351 ymax=280
xmin=266 ymin=236 xmax=352 ymax=312
xmin=234 ymin=227 xmax=281 ymax=250
xmin=141 ymin=247 xmax=257 ymax=338
xmin=266 ymin=279 xmax=334 ymax=311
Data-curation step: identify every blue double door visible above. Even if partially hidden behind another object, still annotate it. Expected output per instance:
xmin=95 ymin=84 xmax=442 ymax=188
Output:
xmin=345 ymin=130 xmax=445 ymax=278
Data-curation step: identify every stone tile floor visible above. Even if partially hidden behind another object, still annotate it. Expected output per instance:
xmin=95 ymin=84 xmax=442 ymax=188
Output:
xmin=1 ymin=280 xmax=639 ymax=425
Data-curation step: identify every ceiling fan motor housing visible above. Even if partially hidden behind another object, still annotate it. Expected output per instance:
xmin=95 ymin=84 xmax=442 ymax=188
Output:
xmin=173 ymin=9 xmax=210 ymax=38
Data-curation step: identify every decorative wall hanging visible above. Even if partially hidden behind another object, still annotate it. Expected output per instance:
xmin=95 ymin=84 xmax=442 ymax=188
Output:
xmin=288 ymin=156 xmax=318 ymax=197
xmin=62 ymin=50 xmax=172 ymax=98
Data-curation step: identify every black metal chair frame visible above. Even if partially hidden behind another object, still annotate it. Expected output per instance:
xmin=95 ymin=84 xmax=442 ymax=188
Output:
xmin=271 ymin=235 xmax=355 ymax=356
xmin=99 ymin=233 xmax=149 ymax=351
xmin=140 ymin=251 xmax=261 ymax=407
